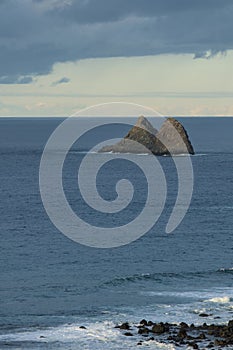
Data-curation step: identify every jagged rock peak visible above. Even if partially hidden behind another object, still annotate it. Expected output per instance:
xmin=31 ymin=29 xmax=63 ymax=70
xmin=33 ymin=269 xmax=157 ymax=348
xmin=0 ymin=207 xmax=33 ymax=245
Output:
xmin=135 ymin=115 xmax=158 ymax=135
xmin=157 ymin=117 xmax=195 ymax=155
xmin=98 ymin=115 xmax=195 ymax=155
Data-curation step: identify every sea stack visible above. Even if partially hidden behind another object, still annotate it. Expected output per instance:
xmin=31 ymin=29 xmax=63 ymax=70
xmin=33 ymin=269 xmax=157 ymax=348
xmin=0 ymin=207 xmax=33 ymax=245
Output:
xmin=99 ymin=116 xmax=194 ymax=155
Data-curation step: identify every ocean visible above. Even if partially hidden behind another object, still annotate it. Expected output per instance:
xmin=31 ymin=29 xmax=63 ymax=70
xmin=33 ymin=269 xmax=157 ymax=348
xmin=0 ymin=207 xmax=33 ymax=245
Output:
xmin=0 ymin=117 xmax=233 ymax=349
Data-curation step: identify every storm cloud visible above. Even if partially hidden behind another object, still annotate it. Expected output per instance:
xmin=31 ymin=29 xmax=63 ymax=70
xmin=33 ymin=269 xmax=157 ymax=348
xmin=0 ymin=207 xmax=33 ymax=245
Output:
xmin=1 ymin=0 xmax=233 ymax=81
xmin=52 ymin=77 xmax=70 ymax=85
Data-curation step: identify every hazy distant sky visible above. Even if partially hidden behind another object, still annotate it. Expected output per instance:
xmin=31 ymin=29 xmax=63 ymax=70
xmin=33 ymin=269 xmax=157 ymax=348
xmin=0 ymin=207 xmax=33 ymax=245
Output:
xmin=1 ymin=0 xmax=233 ymax=116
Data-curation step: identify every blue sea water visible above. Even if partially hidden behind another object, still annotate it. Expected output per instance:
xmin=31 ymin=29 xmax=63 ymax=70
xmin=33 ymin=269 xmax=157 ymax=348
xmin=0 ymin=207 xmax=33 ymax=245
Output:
xmin=0 ymin=117 xmax=233 ymax=349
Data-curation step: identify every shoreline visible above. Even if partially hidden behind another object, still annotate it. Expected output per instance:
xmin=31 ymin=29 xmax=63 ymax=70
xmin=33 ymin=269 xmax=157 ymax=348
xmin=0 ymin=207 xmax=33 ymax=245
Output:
xmin=114 ymin=318 xmax=233 ymax=349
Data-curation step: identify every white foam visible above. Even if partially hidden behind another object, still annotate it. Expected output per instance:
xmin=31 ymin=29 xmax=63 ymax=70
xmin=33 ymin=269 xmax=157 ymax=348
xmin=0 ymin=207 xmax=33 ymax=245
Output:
xmin=0 ymin=321 xmax=118 ymax=343
xmin=140 ymin=290 xmax=213 ymax=299
xmin=219 ymin=267 xmax=233 ymax=272
xmin=135 ymin=287 xmax=233 ymax=327
xmin=0 ymin=321 xmax=176 ymax=349
xmin=193 ymin=153 xmax=207 ymax=156
xmin=140 ymin=288 xmax=233 ymax=302
xmin=204 ymin=296 xmax=230 ymax=304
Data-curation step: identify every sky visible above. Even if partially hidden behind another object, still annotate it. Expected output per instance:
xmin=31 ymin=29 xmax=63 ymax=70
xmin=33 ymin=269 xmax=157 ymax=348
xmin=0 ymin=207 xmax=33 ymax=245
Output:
xmin=1 ymin=0 xmax=233 ymax=116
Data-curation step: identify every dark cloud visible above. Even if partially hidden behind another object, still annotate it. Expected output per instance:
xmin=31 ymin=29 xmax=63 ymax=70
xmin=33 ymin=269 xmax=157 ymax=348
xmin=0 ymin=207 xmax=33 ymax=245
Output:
xmin=52 ymin=77 xmax=70 ymax=85
xmin=54 ymin=0 xmax=233 ymax=24
xmin=0 ymin=0 xmax=233 ymax=81
xmin=0 ymin=75 xmax=33 ymax=84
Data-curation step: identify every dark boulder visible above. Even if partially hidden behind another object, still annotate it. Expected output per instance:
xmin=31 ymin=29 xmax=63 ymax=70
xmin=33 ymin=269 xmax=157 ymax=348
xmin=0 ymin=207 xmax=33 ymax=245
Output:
xmin=228 ymin=320 xmax=233 ymax=329
xmin=79 ymin=326 xmax=87 ymax=330
xmin=115 ymin=322 xmax=130 ymax=330
xmin=151 ymin=322 xmax=166 ymax=334
xmin=139 ymin=319 xmax=148 ymax=326
xmin=138 ymin=327 xmax=150 ymax=335
xmin=199 ymin=313 xmax=210 ymax=318
xmin=177 ymin=328 xmax=187 ymax=339
xmin=124 ymin=332 xmax=133 ymax=336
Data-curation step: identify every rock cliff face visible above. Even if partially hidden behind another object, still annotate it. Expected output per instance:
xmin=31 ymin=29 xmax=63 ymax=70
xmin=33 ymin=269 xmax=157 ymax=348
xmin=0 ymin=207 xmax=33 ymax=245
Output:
xmin=99 ymin=116 xmax=194 ymax=155
xmin=156 ymin=117 xmax=194 ymax=155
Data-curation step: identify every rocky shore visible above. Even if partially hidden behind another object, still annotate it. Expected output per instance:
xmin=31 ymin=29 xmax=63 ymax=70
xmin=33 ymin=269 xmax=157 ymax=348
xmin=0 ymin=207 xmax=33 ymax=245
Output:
xmin=114 ymin=319 xmax=233 ymax=349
